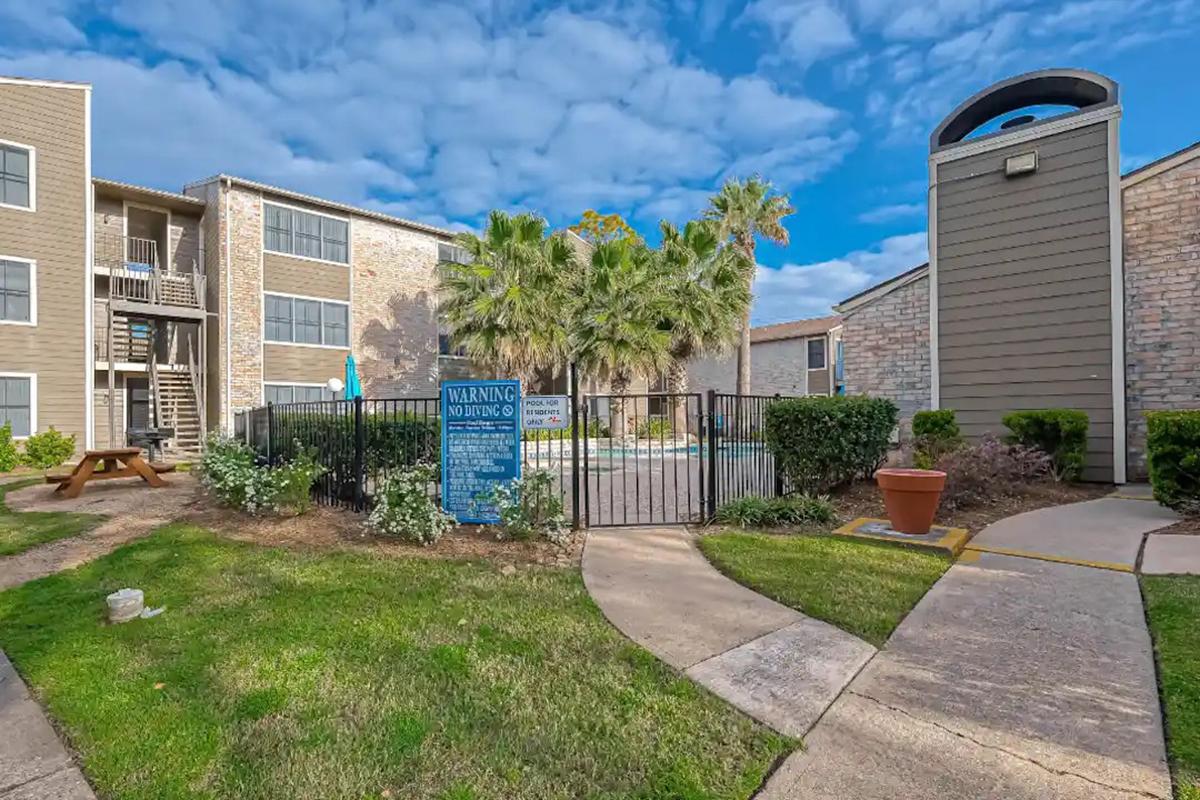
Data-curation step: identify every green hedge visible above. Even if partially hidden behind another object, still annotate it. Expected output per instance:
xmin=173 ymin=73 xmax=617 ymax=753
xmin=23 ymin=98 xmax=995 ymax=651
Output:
xmin=911 ymin=410 xmax=962 ymax=470
xmin=1147 ymin=410 xmax=1200 ymax=516
xmin=1002 ymin=409 xmax=1089 ymax=482
xmin=764 ymin=395 xmax=898 ymax=494
xmin=272 ymin=410 xmax=439 ymax=473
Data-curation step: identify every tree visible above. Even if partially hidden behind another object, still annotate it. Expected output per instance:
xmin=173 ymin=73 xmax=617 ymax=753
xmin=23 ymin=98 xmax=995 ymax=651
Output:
xmin=569 ymin=209 xmax=640 ymax=245
xmin=438 ymin=210 xmax=578 ymax=384
xmin=572 ymin=239 xmax=671 ymax=437
xmin=704 ymin=176 xmax=795 ymax=395
xmin=655 ymin=219 xmax=749 ymax=430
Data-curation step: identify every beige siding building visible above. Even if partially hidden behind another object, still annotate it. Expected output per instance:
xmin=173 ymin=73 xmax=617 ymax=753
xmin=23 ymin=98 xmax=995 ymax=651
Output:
xmin=687 ymin=315 xmax=843 ymax=397
xmin=0 ymin=77 xmax=91 ymax=454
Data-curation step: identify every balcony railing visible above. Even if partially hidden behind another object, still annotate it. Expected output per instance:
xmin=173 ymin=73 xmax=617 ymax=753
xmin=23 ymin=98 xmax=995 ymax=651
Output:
xmin=95 ymin=233 xmax=204 ymax=311
xmin=94 ymin=320 xmax=153 ymax=363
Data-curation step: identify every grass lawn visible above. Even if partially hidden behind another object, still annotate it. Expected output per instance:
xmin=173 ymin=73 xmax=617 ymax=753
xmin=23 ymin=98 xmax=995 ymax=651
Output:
xmin=0 ymin=477 xmax=105 ymax=557
xmin=698 ymin=533 xmax=951 ymax=646
xmin=0 ymin=524 xmax=789 ymax=800
xmin=1142 ymin=575 xmax=1200 ymax=800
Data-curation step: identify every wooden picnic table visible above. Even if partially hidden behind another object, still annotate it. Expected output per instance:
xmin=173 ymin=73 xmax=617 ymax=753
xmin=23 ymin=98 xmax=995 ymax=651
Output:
xmin=45 ymin=448 xmax=175 ymax=499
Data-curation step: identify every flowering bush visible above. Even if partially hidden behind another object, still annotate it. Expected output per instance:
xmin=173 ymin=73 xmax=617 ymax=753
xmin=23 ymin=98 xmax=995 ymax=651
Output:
xmin=935 ymin=434 xmax=1051 ymax=510
xmin=489 ymin=469 xmax=569 ymax=544
xmin=199 ymin=435 xmax=323 ymax=515
xmin=368 ymin=463 xmax=454 ymax=545
xmin=0 ymin=423 xmax=18 ymax=473
xmin=21 ymin=427 xmax=76 ymax=469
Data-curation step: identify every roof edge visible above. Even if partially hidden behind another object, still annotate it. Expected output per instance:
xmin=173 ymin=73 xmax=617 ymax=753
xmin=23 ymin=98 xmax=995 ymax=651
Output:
xmin=1121 ymin=140 xmax=1200 ymax=189
xmin=835 ymin=263 xmax=929 ymax=315
xmin=94 ymin=177 xmax=207 ymax=207
xmin=182 ymin=174 xmax=456 ymax=238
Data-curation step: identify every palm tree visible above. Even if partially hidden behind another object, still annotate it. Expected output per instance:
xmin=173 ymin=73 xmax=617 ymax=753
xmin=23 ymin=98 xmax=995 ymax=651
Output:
xmin=572 ymin=238 xmax=672 ymax=437
xmin=704 ymin=176 xmax=795 ymax=395
xmin=438 ymin=210 xmax=578 ymax=385
xmin=655 ymin=219 xmax=749 ymax=431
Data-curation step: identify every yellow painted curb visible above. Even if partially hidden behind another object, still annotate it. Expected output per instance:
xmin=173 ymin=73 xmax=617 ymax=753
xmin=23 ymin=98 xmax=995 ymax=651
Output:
xmin=961 ymin=544 xmax=1134 ymax=573
xmin=834 ymin=517 xmax=970 ymax=557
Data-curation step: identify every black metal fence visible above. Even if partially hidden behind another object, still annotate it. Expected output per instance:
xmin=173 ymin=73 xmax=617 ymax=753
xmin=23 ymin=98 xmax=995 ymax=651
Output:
xmin=232 ymin=389 xmax=796 ymax=524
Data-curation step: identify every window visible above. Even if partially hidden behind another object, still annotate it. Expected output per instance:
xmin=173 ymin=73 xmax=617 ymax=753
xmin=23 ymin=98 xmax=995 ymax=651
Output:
xmin=0 ymin=375 xmax=32 ymax=437
xmin=807 ymin=338 xmax=826 ymax=370
xmin=0 ymin=144 xmax=32 ymax=210
xmin=263 ymin=294 xmax=350 ymax=347
xmin=438 ymin=333 xmax=466 ymax=357
xmin=264 ymin=383 xmax=338 ymax=404
xmin=438 ymin=242 xmax=471 ymax=265
xmin=262 ymin=203 xmax=349 ymax=263
xmin=0 ymin=259 xmax=32 ymax=323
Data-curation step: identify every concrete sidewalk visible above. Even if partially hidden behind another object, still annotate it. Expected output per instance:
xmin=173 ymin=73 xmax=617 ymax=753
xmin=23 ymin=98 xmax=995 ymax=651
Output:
xmin=582 ymin=527 xmax=875 ymax=737
xmin=762 ymin=497 xmax=1177 ymax=800
xmin=0 ymin=651 xmax=94 ymax=800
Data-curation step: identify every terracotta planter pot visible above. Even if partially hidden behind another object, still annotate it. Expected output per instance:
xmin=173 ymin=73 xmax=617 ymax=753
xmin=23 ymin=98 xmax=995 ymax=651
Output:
xmin=874 ymin=468 xmax=947 ymax=535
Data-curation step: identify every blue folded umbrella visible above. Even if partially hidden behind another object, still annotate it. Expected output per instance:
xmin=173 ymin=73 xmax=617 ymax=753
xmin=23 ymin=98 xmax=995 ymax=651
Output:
xmin=344 ymin=354 xmax=363 ymax=400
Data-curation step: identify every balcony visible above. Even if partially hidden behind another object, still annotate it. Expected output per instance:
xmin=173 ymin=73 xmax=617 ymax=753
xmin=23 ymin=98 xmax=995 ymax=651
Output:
xmin=95 ymin=233 xmax=205 ymax=319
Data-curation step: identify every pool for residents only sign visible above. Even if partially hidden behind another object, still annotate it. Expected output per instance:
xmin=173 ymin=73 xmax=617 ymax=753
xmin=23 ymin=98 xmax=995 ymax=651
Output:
xmin=440 ymin=379 xmax=521 ymax=524
xmin=522 ymin=395 xmax=570 ymax=430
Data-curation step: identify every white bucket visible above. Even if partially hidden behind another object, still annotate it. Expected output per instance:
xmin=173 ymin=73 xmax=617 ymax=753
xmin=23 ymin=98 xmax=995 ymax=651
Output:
xmin=107 ymin=588 xmax=144 ymax=624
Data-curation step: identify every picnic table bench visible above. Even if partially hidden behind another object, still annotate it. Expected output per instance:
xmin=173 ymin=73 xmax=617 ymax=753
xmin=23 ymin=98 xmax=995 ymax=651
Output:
xmin=45 ymin=448 xmax=176 ymax=499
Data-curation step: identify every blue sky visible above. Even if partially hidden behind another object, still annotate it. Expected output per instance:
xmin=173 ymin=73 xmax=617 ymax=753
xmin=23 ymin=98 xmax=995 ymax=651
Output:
xmin=2 ymin=0 xmax=1198 ymax=324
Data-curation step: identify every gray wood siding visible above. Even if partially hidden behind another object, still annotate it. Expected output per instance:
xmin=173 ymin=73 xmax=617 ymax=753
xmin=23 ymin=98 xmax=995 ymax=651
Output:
xmin=936 ymin=121 xmax=1114 ymax=481
xmin=0 ymin=82 xmax=88 ymax=452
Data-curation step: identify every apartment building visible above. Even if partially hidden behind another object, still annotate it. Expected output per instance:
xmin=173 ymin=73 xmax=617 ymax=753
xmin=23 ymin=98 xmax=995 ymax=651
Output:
xmin=0 ymin=75 xmax=459 ymax=456
xmin=687 ymin=315 xmax=845 ymax=397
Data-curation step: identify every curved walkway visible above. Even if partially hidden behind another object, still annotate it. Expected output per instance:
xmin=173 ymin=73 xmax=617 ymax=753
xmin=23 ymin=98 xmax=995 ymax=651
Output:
xmin=762 ymin=496 xmax=1178 ymax=800
xmin=582 ymin=526 xmax=875 ymax=737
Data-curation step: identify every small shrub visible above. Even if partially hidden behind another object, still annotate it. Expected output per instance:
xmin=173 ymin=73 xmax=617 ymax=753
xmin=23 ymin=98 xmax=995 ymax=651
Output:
xmin=764 ymin=395 xmax=898 ymax=493
xmin=714 ymin=494 xmax=836 ymax=528
xmin=935 ymin=434 xmax=1051 ymax=510
xmin=0 ymin=422 xmax=18 ymax=472
xmin=200 ymin=435 xmax=321 ymax=515
xmin=910 ymin=409 xmax=963 ymax=469
xmin=272 ymin=448 xmax=325 ymax=515
xmin=489 ymin=469 xmax=569 ymax=544
xmin=20 ymin=427 xmax=76 ymax=469
xmin=522 ymin=419 xmax=610 ymax=442
xmin=1146 ymin=410 xmax=1200 ymax=516
xmin=635 ymin=417 xmax=674 ymax=440
xmin=368 ymin=463 xmax=454 ymax=545
xmin=1002 ymin=409 xmax=1089 ymax=482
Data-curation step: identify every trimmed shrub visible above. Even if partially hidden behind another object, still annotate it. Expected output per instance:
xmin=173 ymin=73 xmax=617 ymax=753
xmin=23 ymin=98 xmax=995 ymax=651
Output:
xmin=489 ymin=469 xmax=569 ymax=543
xmin=1146 ymin=410 xmax=1200 ymax=516
xmin=522 ymin=419 xmax=610 ymax=442
xmin=20 ymin=427 xmax=76 ymax=469
xmin=0 ymin=422 xmax=18 ymax=472
xmin=1002 ymin=409 xmax=1089 ymax=481
xmin=764 ymin=395 xmax=898 ymax=493
xmin=936 ymin=434 xmax=1052 ymax=510
xmin=911 ymin=409 xmax=963 ymax=469
xmin=368 ymin=463 xmax=454 ymax=545
xmin=714 ymin=494 xmax=836 ymax=529
xmin=635 ymin=417 xmax=674 ymax=440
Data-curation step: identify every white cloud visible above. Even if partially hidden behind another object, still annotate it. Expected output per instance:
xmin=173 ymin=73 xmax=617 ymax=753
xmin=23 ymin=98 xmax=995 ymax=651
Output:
xmin=742 ymin=0 xmax=856 ymax=67
xmin=858 ymin=202 xmax=925 ymax=223
xmin=0 ymin=1 xmax=856 ymax=230
xmin=751 ymin=232 xmax=927 ymax=325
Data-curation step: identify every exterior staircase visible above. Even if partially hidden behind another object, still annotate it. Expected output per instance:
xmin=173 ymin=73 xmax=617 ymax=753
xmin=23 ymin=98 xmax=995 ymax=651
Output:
xmin=153 ymin=369 xmax=203 ymax=456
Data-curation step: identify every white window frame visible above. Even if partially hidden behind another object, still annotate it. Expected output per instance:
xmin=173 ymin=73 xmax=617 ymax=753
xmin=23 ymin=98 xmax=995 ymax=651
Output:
xmin=0 ymin=372 xmax=37 ymax=439
xmin=261 ymin=199 xmax=350 ymax=266
xmin=0 ymin=138 xmax=36 ymax=213
xmin=261 ymin=291 xmax=351 ymax=350
xmin=0 ymin=255 xmax=36 ymax=326
xmin=262 ymin=381 xmax=338 ymax=405
xmin=806 ymin=337 xmax=826 ymax=370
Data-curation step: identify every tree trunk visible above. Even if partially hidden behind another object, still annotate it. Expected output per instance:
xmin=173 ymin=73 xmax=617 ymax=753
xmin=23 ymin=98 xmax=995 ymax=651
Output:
xmin=735 ymin=311 xmax=751 ymax=396
xmin=666 ymin=358 xmax=690 ymax=438
xmin=609 ymin=369 xmax=631 ymax=441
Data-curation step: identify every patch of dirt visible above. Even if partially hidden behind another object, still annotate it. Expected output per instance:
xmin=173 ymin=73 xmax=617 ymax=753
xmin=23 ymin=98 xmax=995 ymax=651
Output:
xmin=186 ymin=499 xmax=583 ymax=569
xmin=1154 ymin=516 xmax=1200 ymax=536
xmin=831 ymin=479 xmax=1114 ymax=534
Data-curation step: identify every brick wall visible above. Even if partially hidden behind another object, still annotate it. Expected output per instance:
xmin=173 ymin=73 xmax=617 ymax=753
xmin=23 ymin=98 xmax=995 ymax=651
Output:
xmin=1123 ymin=155 xmax=1200 ymax=479
xmin=842 ymin=274 xmax=930 ymax=435
xmin=227 ymin=185 xmax=265 ymax=414
xmin=350 ymin=217 xmax=442 ymax=397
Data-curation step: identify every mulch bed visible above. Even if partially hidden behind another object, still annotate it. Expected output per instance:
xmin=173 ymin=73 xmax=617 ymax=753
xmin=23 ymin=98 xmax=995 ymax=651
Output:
xmin=832 ymin=479 xmax=1114 ymax=534
xmin=1155 ymin=517 xmax=1200 ymax=536
xmin=184 ymin=500 xmax=582 ymax=569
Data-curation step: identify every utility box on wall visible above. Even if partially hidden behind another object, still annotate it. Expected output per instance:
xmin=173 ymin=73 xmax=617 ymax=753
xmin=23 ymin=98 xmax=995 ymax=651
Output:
xmin=928 ymin=69 xmax=1124 ymax=483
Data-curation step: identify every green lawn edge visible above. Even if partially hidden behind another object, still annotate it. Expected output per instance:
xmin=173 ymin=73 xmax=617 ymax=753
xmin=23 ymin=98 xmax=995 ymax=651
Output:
xmin=1142 ymin=575 xmax=1200 ymax=800
xmin=0 ymin=523 xmax=792 ymax=800
xmin=0 ymin=477 xmax=106 ymax=557
xmin=698 ymin=532 xmax=951 ymax=647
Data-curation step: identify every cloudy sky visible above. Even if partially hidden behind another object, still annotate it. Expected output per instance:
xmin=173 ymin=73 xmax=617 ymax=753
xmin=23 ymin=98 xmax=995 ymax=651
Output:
xmin=2 ymin=0 xmax=1197 ymax=323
